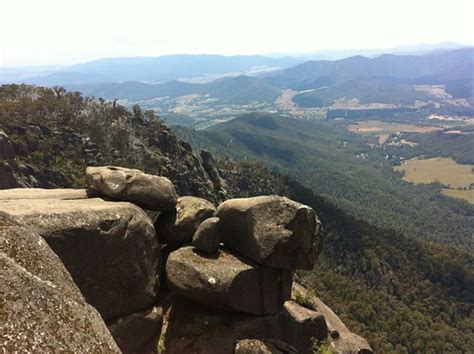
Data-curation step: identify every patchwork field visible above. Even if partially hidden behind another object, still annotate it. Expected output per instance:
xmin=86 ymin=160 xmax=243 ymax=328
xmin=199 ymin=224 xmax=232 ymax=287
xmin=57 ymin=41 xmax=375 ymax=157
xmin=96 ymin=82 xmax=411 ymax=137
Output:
xmin=348 ymin=120 xmax=442 ymax=135
xmin=441 ymin=189 xmax=474 ymax=204
xmin=395 ymin=157 xmax=474 ymax=204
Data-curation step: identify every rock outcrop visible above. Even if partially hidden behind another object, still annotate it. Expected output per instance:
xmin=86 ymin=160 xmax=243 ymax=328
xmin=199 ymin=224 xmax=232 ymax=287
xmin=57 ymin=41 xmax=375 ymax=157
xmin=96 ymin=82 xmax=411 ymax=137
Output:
xmin=158 ymin=296 xmax=328 ymax=353
xmin=155 ymin=196 xmax=216 ymax=246
xmin=0 ymin=130 xmax=15 ymax=160
xmin=0 ymin=211 xmax=119 ymax=352
xmin=292 ymin=283 xmax=373 ymax=354
xmin=86 ymin=165 xmax=177 ymax=210
xmin=0 ymin=166 xmax=372 ymax=353
xmin=0 ymin=188 xmax=160 ymax=320
xmin=166 ymin=246 xmax=292 ymax=315
xmin=217 ymin=196 xmax=322 ymax=270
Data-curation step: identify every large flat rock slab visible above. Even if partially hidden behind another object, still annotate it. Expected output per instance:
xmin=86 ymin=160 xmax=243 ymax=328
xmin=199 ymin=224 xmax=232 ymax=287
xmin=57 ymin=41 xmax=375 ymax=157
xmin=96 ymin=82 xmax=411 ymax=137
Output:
xmin=0 ymin=187 xmax=94 ymax=200
xmin=86 ymin=166 xmax=177 ymax=211
xmin=0 ymin=211 xmax=119 ymax=352
xmin=0 ymin=190 xmax=160 ymax=320
xmin=166 ymin=246 xmax=291 ymax=315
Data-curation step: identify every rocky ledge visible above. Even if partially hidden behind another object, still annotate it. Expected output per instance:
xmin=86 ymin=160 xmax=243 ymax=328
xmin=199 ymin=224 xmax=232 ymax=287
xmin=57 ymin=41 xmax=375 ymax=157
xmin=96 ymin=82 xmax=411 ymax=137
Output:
xmin=0 ymin=166 xmax=372 ymax=353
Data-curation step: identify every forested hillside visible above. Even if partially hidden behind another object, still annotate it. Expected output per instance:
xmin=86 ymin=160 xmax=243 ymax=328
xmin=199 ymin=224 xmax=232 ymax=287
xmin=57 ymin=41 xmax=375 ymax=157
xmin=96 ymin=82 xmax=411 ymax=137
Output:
xmin=264 ymin=48 xmax=474 ymax=97
xmin=1 ymin=85 xmax=473 ymax=353
xmin=174 ymin=113 xmax=474 ymax=251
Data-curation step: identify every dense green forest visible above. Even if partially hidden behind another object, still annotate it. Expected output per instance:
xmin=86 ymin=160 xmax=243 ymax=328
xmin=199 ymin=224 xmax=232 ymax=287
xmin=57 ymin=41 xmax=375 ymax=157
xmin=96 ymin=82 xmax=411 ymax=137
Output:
xmin=293 ymin=80 xmax=429 ymax=108
xmin=174 ymin=113 xmax=474 ymax=252
xmin=67 ymin=75 xmax=281 ymax=104
xmin=1 ymin=85 xmax=473 ymax=353
xmin=212 ymin=159 xmax=474 ymax=353
xmin=387 ymin=129 xmax=474 ymax=165
xmin=286 ymin=180 xmax=474 ymax=353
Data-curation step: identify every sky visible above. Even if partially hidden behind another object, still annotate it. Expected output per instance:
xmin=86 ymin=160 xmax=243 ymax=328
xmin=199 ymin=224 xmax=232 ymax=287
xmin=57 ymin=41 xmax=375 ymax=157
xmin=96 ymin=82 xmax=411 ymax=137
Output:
xmin=0 ymin=0 xmax=473 ymax=67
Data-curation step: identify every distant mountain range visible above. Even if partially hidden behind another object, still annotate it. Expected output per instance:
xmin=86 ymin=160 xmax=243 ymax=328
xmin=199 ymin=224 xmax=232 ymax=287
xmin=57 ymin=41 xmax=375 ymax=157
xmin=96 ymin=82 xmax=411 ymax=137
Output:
xmin=265 ymin=48 xmax=473 ymax=88
xmin=1 ymin=42 xmax=470 ymax=86
xmin=1 ymin=55 xmax=302 ymax=85
xmin=66 ymin=75 xmax=282 ymax=103
xmin=273 ymin=41 xmax=471 ymax=60
xmin=55 ymin=48 xmax=473 ymax=106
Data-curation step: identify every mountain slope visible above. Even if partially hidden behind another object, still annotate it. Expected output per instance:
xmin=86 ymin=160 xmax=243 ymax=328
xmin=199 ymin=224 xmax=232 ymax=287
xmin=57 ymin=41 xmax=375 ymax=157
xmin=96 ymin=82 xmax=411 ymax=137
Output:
xmin=67 ymin=75 xmax=282 ymax=103
xmin=1 ymin=84 xmax=472 ymax=353
xmin=265 ymin=48 xmax=474 ymax=96
xmin=292 ymin=79 xmax=430 ymax=107
xmin=174 ymin=112 xmax=474 ymax=251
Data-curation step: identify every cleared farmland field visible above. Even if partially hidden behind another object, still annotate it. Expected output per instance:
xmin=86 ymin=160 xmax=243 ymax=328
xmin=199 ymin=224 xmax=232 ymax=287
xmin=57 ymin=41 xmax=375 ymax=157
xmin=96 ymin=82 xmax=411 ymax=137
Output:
xmin=442 ymin=189 xmax=474 ymax=204
xmin=395 ymin=157 xmax=474 ymax=204
xmin=395 ymin=157 xmax=474 ymax=188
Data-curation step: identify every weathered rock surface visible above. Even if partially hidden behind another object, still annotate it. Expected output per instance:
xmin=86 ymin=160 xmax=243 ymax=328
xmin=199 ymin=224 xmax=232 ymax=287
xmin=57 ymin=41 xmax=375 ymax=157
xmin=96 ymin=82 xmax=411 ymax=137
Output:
xmin=155 ymin=196 xmax=216 ymax=246
xmin=0 ymin=187 xmax=95 ymax=200
xmin=217 ymin=196 xmax=322 ymax=270
xmin=234 ymin=339 xmax=297 ymax=354
xmin=0 ymin=211 xmax=119 ymax=352
xmin=166 ymin=246 xmax=292 ymax=315
xmin=292 ymin=283 xmax=373 ymax=354
xmin=158 ymin=297 xmax=327 ymax=354
xmin=0 ymin=130 xmax=15 ymax=160
xmin=86 ymin=165 xmax=177 ymax=210
xmin=283 ymin=300 xmax=328 ymax=349
xmin=192 ymin=216 xmax=221 ymax=254
xmin=108 ymin=306 xmax=163 ymax=354
xmin=0 ymin=189 xmax=160 ymax=320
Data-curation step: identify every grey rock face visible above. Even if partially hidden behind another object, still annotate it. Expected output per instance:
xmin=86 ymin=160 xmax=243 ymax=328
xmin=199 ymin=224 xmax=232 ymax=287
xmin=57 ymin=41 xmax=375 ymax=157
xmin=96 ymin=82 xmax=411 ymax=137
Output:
xmin=0 ymin=212 xmax=120 ymax=352
xmin=86 ymin=165 xmax=177 ymax=211
xmin=192 ymin=217 xmax=221 ymax=254
xmin=155 ymin=196 xmax=216 ymax=246
xmin=108 ymin=306 xmax=163 ymax=354
xmin=217 ymin=196 xmax=322 ymax=270
xmin=0 ymin=130 xmax=15 ymax=160
xmin=166 ymin=246 xmax=292 ymax=315
xmin=283 ymin=300 xmax=328 ymax=348
xmin=0 ymin=190 xmax=160 ymax=320
xmin=158 ymin=297 xmax=328 ymax=354
xmin=292 ymin=283 xmax=373 ymax=354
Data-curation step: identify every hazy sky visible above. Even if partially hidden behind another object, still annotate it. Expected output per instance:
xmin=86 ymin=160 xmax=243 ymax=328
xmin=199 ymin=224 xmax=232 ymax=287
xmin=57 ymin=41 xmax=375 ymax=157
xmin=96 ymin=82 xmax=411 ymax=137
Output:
xmin=0 ymin=0 xmax=473 ymax=67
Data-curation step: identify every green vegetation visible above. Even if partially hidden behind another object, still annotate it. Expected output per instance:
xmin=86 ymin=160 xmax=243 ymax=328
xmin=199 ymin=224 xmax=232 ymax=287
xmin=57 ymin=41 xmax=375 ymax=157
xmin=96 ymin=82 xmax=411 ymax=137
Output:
xmin=391 ymin=129 xmax=474 ymax=164
xmin=312 ymin=339 xmax=334 ymax=354
xmin=68 ymin=75 xmax=282 ymax=104
xmin=293 ymin=80 xmax=429 ymax=108
xmin=265 ymin=48 xmax=474 ymax=97
xmin=1 ymin=85 xmax=472 ymax=353
xmin=285 ymin=180 xmax=474 ymax=353
xmin=174 ymin=112 xmax=474 ymax=251
xmin=218 ymin=161 xmax=474 ymax=353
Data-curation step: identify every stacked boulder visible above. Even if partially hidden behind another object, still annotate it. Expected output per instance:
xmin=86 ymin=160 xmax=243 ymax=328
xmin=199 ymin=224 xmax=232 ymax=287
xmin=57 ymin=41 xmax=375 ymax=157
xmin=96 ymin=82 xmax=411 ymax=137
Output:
xmin=0 ymin=166 xmax=372 ymax=354
xmin=164 ymin=195 xmax=321 ymax=317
